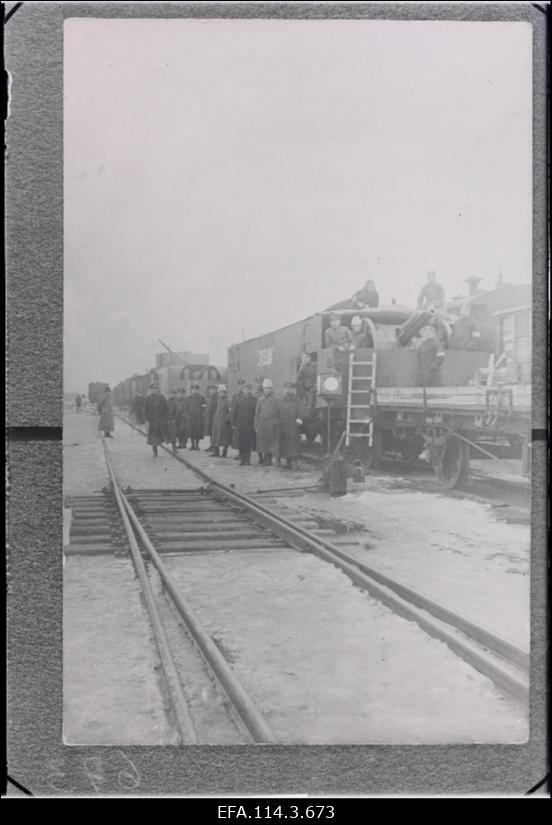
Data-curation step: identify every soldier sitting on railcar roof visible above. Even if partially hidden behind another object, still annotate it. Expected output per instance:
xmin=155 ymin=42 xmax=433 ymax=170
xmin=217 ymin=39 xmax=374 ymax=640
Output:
xmin=351 ymin=279 xmax=380 ymax=309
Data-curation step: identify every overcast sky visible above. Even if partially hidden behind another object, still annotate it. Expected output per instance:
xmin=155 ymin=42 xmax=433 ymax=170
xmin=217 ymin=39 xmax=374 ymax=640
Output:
xmin=64 ymin=18 xmax=532 ymax=392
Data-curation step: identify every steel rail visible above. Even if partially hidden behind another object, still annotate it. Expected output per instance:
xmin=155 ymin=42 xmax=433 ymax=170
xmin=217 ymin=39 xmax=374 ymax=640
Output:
xmin=117 ymin=414 xmax=529 ymax=703
xmin=105 ymin=436 xmax=278 ymax=743
xmin=101 ymin=438 xmax=198 ymax=744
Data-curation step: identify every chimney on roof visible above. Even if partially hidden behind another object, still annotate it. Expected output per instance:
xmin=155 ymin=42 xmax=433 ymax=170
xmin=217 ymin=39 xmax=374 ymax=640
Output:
xmin=465 ymin=276 xmax=483 ymax=296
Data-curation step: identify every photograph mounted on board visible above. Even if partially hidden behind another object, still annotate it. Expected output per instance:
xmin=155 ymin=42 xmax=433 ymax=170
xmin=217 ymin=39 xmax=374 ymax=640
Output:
xmin=63 ymin=17 xmax=532 ymax=746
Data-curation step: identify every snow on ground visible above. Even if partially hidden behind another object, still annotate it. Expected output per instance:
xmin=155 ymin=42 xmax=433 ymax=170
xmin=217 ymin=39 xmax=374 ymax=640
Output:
xmin=63 ymin=412 xmax=529 ymax=744
xmin=63 ymin=556 xmax=177 ymax=745
xmin=163 ymin=550 xmax=527 ymax=744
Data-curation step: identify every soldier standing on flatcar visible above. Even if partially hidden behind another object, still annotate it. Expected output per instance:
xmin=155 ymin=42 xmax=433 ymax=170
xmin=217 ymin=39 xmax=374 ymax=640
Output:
xmin=254 ymin=379 xmax=279 ymax=466
xmin=231 ymin=378 xmax=246 ymax=459
xmin=234 ymin=383 xmax=258 ymax=466
xmin=450 ymin=303 xmax=482 ymax=350
xmin=187 ymin=384 xmax=205 ymax=450
xmin=203 ymin=385 xmax=218 ymax=451
xmin=296 ymin=353 xmax=317 ymax=411
xmin=212 ymin=385 xmax=233 ymax=458
xmin=417 ymin=270 xmax=446 ymax=312
xmin=166 ymin=388 xmax=178 ymax=453
xmin=175 ymin=387 xmax=188 ymax=448
xmin=97 ymin=387 xmax=114 ymax=438
xmin=349 ymin=315 xmax=370 ymax=349
xmin=417 ymin=326 xmax=446 ymax=387
xmin=276 ymin=383 xmax=303 ymax=469
xmin=144 ymin=384 xmax=168 ymax=457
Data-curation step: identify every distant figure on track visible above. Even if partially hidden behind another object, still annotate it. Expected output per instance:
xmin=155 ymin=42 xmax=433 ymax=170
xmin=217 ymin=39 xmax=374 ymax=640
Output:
xmin=187 ymin=384 xmax=205 ymax=450
xmin=75 ymin=393 xmax=82 ymax=414
xmin=97 ymin=387 xmax=114 ymax=438
xmin=144 ymin=384 xmax=168 ymax=457
xmin=234 ymin=383 xmax=257 ymax=466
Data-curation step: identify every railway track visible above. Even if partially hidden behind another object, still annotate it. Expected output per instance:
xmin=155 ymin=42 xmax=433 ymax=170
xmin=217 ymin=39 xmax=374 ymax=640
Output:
xmin=82 ymin=415 xmax=529 ymax=716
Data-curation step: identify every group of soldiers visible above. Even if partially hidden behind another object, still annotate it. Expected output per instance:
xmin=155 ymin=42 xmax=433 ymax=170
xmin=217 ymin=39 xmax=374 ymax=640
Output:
xmin=132 ymin=379 xmax=307 ymax=468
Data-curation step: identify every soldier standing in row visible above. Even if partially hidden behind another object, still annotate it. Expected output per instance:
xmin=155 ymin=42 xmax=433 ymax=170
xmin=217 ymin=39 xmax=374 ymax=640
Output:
xmin=97 ymin=387 xmax=114 ymax=438
xmin=253 ymin=377 xmax=265 ymax=463
xmin=231 ymin=378 xmax=246 ymax=459
xmin=144 ymin=385 xmax=168 ymax=457
xmin=417 ymin=326 xmax=446 ymax=387
xmin=211 ymin=385 xmax=233 ymax=458
xmin=277 ymin=382 xmax=303 ymax=469
xmin=166 ymin=388 xmax=178 ymax=453
xmin=254 ymin=379 xmax=279 ymax=466
xmin=175 ymin=387 xmax=188 ymax=448
xmin=203 ymin=385 xmax=218 ymax=451
xmin=233 ymin=383 xmax=258 ymax=466
xmin=187 ymin=384 xmax=205 ymax=450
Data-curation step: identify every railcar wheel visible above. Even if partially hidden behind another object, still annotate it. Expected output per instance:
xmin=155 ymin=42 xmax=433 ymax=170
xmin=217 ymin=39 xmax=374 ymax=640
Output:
xmin=435 ymin=435 xmax=469 ymax=489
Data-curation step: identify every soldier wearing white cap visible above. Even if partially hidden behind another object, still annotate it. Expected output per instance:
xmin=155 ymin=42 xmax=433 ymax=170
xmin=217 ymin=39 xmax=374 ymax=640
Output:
xmin=254 ymin=379 xmax=279 ymax=465
xmin=349 ymin=315 xmax=370 ymax=349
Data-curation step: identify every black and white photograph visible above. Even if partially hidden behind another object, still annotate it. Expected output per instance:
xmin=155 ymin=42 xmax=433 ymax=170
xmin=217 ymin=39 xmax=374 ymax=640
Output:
xmin=61 ymin=13 xmax=534 ymax=749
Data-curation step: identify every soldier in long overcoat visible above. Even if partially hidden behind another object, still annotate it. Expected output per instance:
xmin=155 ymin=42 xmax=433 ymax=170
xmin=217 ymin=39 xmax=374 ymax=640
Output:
xmin=276 ymin=383 xmax=303 ymax=468
xmin=231 ymin=379 xmax=246 ymax=454
xmin=212 ymin=386 xmax=233 ymax=457
xmin=186 ymin=384 xmax=205 ymax=449
xmin=417 ymin=326 xmax=446 ymax=387
xmin=233 ymin=383 xmax=258 ymax=465
xmin=254 ymin=379 xmax=279 ymax=466
xmin=166 ymin=389 xmax=178 ymax=452
xmin=144 ymin=385 xmax=168 ymax=457
xmin=203 ymin=385 xmax=218 ymax=450
xmin=97 ymin=388 xmax=114 ymax=437
xmin=175 ymin=387 xmax=188 ymax=448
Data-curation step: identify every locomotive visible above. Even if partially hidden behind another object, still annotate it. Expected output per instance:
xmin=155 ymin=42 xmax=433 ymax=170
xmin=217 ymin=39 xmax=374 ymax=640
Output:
xmin=228 ymin=304 xmax=531 ymax=488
